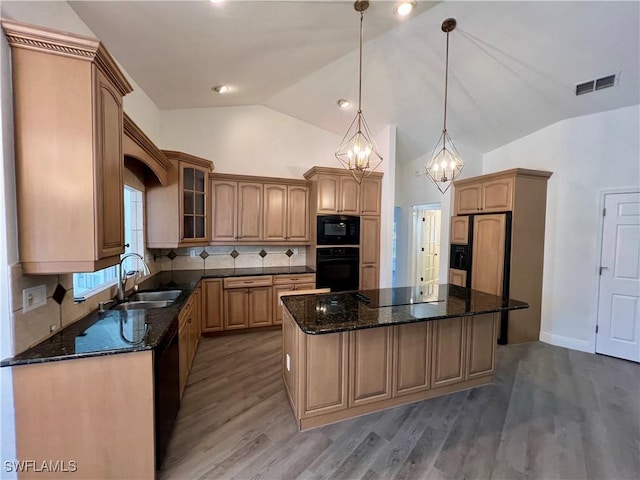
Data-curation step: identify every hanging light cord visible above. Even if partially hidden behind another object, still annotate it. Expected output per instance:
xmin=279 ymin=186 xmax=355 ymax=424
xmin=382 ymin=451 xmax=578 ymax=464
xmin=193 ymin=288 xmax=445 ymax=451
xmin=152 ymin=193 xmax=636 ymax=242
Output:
xmin=442 ymin=28 xmax=450 ymax=147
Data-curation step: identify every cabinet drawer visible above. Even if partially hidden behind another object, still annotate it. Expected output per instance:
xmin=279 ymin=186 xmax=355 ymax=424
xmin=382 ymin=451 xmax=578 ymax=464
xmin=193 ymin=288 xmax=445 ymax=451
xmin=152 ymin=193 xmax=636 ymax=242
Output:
xmin=273 ymin=274 xmax=316 ymax=285
xmin=223 ymin=275 xmax=273 ymax=289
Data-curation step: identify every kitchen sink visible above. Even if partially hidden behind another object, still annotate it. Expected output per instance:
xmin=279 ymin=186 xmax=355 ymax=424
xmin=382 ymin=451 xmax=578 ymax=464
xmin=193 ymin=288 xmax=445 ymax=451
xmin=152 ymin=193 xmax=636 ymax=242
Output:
xmin=112 ymin=300 xmax=175 ymax=310
xmin=128 ymin=290 xmax=182 ymax=302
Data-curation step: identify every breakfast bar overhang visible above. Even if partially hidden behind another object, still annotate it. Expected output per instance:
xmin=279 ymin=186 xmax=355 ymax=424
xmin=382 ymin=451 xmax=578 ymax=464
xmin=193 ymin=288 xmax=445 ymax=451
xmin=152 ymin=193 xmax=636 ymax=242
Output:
xmin=281 ymin=285 xmax=528 ymax=431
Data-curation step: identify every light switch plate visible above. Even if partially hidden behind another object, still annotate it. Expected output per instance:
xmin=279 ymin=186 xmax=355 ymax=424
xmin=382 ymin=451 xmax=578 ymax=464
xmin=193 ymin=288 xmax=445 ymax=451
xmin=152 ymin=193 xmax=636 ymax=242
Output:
xmin=23 ymin=285 xmax=47 ymax=313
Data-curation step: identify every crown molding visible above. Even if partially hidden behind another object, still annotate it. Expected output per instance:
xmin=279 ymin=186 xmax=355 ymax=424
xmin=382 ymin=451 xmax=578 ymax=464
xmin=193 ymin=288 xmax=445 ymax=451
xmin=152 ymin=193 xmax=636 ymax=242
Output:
xmin=303 ymin=166 xmax=384 ymax=180
xmin=1 ymin=18 xmax=132 ymax=96
xmin=161 ymin=150 xmax=214 ymax=171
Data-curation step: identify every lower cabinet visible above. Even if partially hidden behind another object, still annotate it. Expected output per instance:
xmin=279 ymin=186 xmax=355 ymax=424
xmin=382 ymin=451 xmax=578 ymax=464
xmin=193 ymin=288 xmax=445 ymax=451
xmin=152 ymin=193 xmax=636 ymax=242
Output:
xmin=179 ymin=285 xmax=202 ymax=397
xmin=283 ymin=309 xmax=499 ymax=430
xmin=349 ymin=328 xmax=393 ymax=406
xmin=431 ymin=317 xmax=466 ymax=387
xmin=393 ymin=322 xmax=432 ymax=397
xmin=202 ymin=279 xmax=224 ymax=332
xmin=273 ymin=274 xmax=316 ymax=325
xmin=223 ymin=276 xmax=273 ymax=329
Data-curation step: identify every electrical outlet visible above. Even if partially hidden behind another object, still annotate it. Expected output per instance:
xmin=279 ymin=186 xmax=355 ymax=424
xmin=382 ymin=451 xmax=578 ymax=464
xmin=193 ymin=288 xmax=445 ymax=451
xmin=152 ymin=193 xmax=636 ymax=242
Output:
xmin=23 ymin=285 xmax=47 ymax=313
xmin=189 ymin=248 xmax=197 ymax=257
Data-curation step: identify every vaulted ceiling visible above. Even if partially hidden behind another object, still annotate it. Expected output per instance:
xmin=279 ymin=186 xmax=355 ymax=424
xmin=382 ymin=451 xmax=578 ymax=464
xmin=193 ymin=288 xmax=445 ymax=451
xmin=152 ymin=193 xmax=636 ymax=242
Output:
xmin=68 ymin=1 xmax=639 ymax=163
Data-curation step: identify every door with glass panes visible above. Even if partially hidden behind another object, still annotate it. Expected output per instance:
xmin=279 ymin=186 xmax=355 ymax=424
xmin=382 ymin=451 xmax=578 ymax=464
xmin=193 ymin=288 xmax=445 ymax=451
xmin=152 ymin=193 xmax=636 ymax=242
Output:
xmin=180 ymin=163 xmax=208 ymax=242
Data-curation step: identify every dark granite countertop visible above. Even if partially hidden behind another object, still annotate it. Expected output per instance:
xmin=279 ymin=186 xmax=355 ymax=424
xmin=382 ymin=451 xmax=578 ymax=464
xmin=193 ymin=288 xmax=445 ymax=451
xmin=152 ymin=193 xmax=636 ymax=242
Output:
xmin=281 ymin=284 xmax=529 ymax=335
xmin=2 ymin=266 xmax=316 ymax=367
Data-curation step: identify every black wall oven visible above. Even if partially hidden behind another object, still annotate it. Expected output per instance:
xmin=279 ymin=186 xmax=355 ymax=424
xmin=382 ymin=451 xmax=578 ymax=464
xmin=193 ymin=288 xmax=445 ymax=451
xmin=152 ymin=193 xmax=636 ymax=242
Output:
xmin=316 ymin=247 xmax=360 ymax=292
xmin=317 ymin=215 xmax=360 ymax=245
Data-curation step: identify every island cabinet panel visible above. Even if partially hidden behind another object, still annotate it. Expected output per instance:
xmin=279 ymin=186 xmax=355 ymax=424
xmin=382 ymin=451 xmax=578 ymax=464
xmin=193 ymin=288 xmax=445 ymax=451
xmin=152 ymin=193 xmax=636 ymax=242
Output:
xmin=393 ymin=322 xmax=432 ymax=397
xmin=466 ymin=314 xmax=498 ymax=379
xmin=282 ymin=310 xmax=300 ymax=413
xmin=13 ymin=351 xmax=155 ymax=479
xmin=302 ymin=331 xmax=349 ymax=416
xmin=349 ymin=328 xmax=393 ymax=406
xmin=431 ymin=317 xmax=467 ymax=387
xmin=202 ymin=279 xmax=224 ymax=332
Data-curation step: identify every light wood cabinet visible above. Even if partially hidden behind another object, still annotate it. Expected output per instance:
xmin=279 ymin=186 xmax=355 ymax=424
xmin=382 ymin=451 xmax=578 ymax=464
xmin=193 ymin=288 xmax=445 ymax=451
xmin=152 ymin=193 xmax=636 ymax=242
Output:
xmin=238 ymin=182 xmax=264 ymax=241
xmin=466 ymin=314 xmax=497 ymax=379
xmin=263 ymin=184 xmax=310 ymax=242
xmin=349 ymin=328 xmax=393 ymax=407
xmin=454 ymin=176 xmax=513 ymax=215
xmin=273 ymin=274 xmax=316 ymax=325
xmin=449 ymin=268 xmax=467 ymax=287
xmin=223 ymin=276 xmax=273 ymax=329
xmin=450 ymin=216 xmax=469 ymax=244
xmin=147 ymin=151 xmax=213 ymax=248
xmin=360 ymin=176 xmax=382 ymax=216
xmin=179 ymin=293 xmax=199 ymax=396
xmin=202 ymin=279 xmax=224 ymax=332
xmin=471 ymin=214 xmax=507 ymax=297
xmin=451 ymin=168 xmax=553 ymax=344
xmin=211 ymin=174 xmax=309 ymax=244
xmin=360 ymin=216 xmax=380 ymax=289
xmin=393 ymin=322 xmax=432 ymax=397
xmin=2 ymin=19 xmax=133 ymax=273
xmin=306 ymin=170 xmax=360 ymax=215
xmin=431 ymin=317 xmax=466 ymax=387
xmin=211 ymin=180 xmax=238 ymax=242
xmin=300 ymin=323 xmax=349 ymax=417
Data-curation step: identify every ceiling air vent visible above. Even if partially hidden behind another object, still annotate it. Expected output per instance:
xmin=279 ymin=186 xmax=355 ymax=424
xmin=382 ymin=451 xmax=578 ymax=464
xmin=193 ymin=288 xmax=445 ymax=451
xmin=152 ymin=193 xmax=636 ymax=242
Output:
xmin=576 ymin=73 xmax=617 ymax=96
xmin=576 ymin=81 xmax=594 ymax=96
xmin=595 ymin=74 xmax=616 ymax=90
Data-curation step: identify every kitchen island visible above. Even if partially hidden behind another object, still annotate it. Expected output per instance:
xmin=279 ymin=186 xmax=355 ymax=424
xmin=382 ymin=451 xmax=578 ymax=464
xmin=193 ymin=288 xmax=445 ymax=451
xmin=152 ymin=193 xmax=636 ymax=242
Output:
xmin=281 ymin=284 xmax=528 ymax=430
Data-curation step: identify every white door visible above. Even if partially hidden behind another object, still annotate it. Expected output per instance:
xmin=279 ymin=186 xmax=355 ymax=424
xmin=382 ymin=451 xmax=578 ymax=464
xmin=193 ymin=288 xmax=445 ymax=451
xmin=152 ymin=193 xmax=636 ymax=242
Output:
xmin=416 ymin=208 xmax=441 ymax=287
xmin=596 ymin=192 xmax=640 ymax=362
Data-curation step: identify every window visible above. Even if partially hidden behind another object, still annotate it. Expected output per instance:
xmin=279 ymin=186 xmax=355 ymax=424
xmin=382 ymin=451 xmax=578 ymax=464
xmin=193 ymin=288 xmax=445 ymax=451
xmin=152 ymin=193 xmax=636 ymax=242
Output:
xmin=73 ymin=186 xmax=145 ymax=298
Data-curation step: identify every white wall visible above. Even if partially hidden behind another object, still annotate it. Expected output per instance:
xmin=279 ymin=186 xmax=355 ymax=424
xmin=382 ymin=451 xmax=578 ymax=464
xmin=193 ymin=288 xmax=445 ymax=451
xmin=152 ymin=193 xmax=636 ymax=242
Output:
xmin=375 ymin=125 xmax=396 ymax=288
xmin=159 ymin=105 xmax=342 ymax=178
xmin=394 ymin=142 xmax=483 ymax=287
xmin=484 ymin=105 xmax=640 ymax=352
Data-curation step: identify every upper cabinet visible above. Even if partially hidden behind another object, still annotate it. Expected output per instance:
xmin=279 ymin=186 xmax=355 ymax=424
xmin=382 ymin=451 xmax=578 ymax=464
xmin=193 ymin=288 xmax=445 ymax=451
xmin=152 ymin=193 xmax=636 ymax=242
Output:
xmin=453 ymin=175 xmax=514 ymax=215
xmin=146 ymin=151 xmax=213 ymax=248
xmin=304 ymin=167 xmax=383 ymax=216
xmin=2 ymin=19 xmax=133 ymax=274
xmin=211 ymin=174 xmax=309 ymax=244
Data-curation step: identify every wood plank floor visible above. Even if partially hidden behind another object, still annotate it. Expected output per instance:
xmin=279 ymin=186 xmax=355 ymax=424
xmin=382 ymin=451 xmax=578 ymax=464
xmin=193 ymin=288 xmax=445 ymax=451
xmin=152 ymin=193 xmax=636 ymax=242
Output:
xmin=160 ymin=330 xmax=639 ymax=480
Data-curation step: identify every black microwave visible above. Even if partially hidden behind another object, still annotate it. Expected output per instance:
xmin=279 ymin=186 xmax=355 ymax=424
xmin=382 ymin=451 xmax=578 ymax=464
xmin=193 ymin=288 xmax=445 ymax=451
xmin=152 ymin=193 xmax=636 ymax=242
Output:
xmin=317 ymin=215 xmax=360 ymax=245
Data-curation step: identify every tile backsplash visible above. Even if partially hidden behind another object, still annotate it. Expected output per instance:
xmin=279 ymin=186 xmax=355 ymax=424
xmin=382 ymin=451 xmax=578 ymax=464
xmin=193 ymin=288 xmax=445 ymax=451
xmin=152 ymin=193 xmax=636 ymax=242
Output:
xmin=149 ymin=245 xmax=308 ymax=271
xmin=8 ymin=245 xmax=307 ymax=356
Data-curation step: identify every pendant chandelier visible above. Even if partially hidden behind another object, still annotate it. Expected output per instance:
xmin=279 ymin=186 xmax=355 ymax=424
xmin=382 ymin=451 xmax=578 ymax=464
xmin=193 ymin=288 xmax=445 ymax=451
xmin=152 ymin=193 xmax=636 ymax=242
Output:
xmin=425 ymin=18 xmax=464 ymax=194
xmin=335 ymin=1 xmax=383 ymax=184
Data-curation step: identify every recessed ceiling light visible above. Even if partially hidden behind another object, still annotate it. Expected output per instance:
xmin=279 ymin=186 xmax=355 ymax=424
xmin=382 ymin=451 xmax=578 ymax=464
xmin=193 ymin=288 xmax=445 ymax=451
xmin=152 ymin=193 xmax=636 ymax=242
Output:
xmin=393 ymin=1 xmax=415 ymax=16
xmin=212 ymin=84 xmax=230 ymax=94
xmin=337 ymin=99 xmax=351 ymax=109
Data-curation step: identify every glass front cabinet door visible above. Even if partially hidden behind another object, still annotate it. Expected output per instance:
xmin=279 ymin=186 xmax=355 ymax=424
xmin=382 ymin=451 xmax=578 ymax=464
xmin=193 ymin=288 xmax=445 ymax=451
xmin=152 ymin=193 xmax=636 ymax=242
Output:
xmin=181 ymin=163 xmax=208 ymax=242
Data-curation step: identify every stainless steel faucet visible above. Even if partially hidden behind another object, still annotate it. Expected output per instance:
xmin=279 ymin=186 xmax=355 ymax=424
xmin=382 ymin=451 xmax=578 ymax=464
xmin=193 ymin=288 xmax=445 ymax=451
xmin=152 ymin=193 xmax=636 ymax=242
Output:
xmin=117 ymin=252 xmax=151 ymax=301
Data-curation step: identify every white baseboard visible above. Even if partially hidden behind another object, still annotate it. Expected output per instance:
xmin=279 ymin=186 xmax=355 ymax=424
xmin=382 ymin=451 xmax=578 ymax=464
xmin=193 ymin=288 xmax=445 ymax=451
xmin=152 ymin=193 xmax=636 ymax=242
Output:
xmin=539 ymin=331 xmax=594 ymax=353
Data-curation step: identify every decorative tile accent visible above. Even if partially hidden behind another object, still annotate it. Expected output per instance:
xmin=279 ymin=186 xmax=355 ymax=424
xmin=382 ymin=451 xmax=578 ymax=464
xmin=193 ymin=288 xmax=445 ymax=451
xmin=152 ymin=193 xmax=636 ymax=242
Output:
xmin=286 ymin=249 xmax=294 ymax=257
xmin=52 ymin=284 xmax=66 ymax=305
xmin=230 ymin=249 xmax=239 ymax=259
xmin=259 ymin=249 xmax=267 ymax=258
xmin=167 ymin=250 xmax=177 ymax=260
xmin=200 ymin=250 xmax=209 ymax=260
